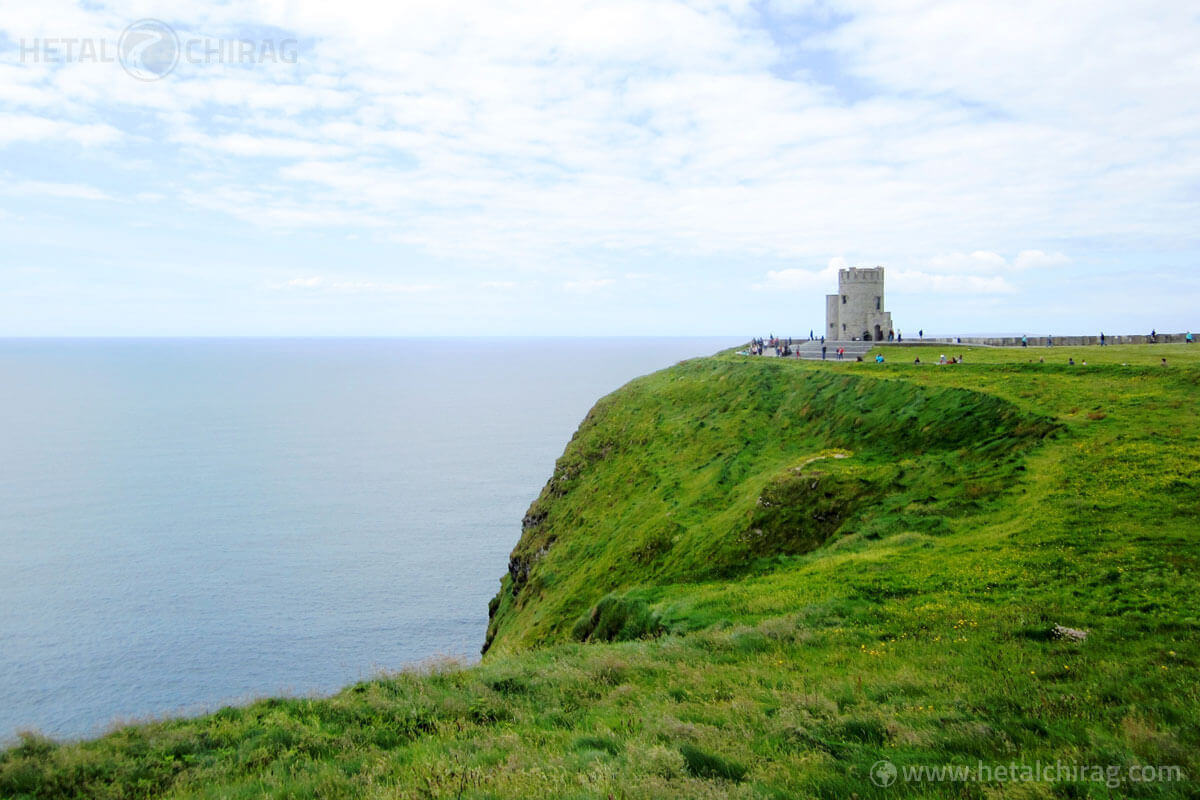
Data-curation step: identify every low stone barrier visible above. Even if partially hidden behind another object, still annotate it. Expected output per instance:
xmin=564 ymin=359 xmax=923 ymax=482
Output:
xmin=891 ymin=333 xmax=1190 ymax=347
xmin=745 ymin=333 xmax=1193 ymax=352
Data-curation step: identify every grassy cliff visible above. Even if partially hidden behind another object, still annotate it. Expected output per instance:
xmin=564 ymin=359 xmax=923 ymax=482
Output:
xmin=483 ymin=359 xmax=1057 ymax=653
xmin=3 ymin=343 xmax=1198 ymax=799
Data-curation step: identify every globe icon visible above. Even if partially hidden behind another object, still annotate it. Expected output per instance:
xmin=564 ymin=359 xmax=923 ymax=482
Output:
xmin=118 ymin=19 xmax=179 ymax=81
xmin=870 ymin=759 xmax=898 ymax=787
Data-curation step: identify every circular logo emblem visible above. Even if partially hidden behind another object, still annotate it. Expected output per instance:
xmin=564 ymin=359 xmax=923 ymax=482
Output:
xmin=118 ymin=19 xmax=179 ymax=81
xmin=870 ymin=759 xmax=898 ymax=788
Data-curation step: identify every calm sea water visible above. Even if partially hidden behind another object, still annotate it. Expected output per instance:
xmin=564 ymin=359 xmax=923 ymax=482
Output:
xmin=0 ymin=337 xmax=732 ymax=742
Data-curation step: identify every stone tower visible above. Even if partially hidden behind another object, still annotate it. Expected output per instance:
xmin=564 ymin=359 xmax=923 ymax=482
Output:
xmin=825 ymin=267 xmax=894 ymax=341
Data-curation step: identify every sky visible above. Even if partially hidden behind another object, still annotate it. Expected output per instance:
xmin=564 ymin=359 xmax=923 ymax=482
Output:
xmin=0 ymin=0 xmax=1197 ymax=337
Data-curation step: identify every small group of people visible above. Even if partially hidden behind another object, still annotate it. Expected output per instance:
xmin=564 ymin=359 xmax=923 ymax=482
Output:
xmin=1020 ymin=330 xmax=1194 ymax=347
xmin=747 ymin=334 xmax=801 ymax=356
xmin=1148 ymin=329 xmax=1194 ymax=344
xmin=911 ymin=353 xmax=964 ymax=365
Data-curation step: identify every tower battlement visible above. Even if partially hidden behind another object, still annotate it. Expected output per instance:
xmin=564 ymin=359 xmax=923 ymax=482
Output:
xmin=839 ymin=267 xmax=884 ymax=284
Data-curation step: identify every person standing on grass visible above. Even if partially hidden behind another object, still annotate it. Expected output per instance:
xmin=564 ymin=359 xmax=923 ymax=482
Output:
xmin=1100 ymin=332 xmax=1106 ymax=346
xmin=1022 ymin=335 xmax=1028 ymax=347
xmin=1187 ymin=332 xmax=1194 ymax=344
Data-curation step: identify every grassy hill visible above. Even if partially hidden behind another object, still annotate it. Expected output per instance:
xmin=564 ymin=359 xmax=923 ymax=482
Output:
xmin=3 ymin=343 xmax=1197 ymax=799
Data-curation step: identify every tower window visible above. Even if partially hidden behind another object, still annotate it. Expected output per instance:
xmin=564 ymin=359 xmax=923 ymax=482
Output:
xmin=875 ymin=296 xmax=881 ymax=310
xmin=842 ymin=295 xmax=847 ymax=304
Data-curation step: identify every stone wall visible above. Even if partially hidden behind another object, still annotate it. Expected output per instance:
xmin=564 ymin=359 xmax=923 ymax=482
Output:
xmin=889 ymin=333 xmax=1192 ymax=347
xmin=825 ymin=294 xmax=840 ymax=340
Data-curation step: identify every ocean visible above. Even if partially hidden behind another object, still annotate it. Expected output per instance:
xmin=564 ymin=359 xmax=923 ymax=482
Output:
xmin=0 ymin=337 xmax=733 ymax=741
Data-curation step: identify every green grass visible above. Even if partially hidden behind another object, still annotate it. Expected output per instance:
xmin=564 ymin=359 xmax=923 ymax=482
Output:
xmin=3 ymin=343 xmax=1198 ymax=799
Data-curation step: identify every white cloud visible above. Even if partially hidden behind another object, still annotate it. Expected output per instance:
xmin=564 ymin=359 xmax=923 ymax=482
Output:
xmin=891 ymin=270 xmax=1016 ymax=295
xmin=170 ymin=131 xmax=351 ymax=160
xmin=0 ymin=112 xmax=121 ymax=146
xmin=563 ymin=278 xmax=615 ymax=293
xmin=759 ymin=252 xmax=1027 ymax=296
xmin=4 ymin=1 xmax=1196 ymax=270
xmin=1013 ymin=250 xmax=1071 ymax=271
xmin=331 ymin=281 xmax=438 ymax=294
xmin=2 ymin=178 xmax=111 ymax=200
xmin=756 ymin=258 xmax=864 ymax=291
xmin=755 ymin=266 xmax=836 ymax=292
xmin=926 ymin=251 xmax=1009 ymax=274
xmin=271 ymin=276 xmax=438 ymax=293
xmin=919 ymin=249 xmax=1071 ymax=281
xmin=925 ymin=250 xmax=1070 ymax=275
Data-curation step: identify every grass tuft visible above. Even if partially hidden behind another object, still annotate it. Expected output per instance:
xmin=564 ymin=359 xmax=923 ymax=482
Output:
xmin=678 ymin=744 xmax=747 ymax=782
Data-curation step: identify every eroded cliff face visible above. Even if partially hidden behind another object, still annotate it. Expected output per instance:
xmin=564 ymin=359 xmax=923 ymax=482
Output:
xmin=482 ymin=356 xmax=1057 ymax=655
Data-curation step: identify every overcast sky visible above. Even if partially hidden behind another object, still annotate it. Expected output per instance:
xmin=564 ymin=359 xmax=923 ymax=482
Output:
xmin=1 ymin=0 xmax=1197 ymax=336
